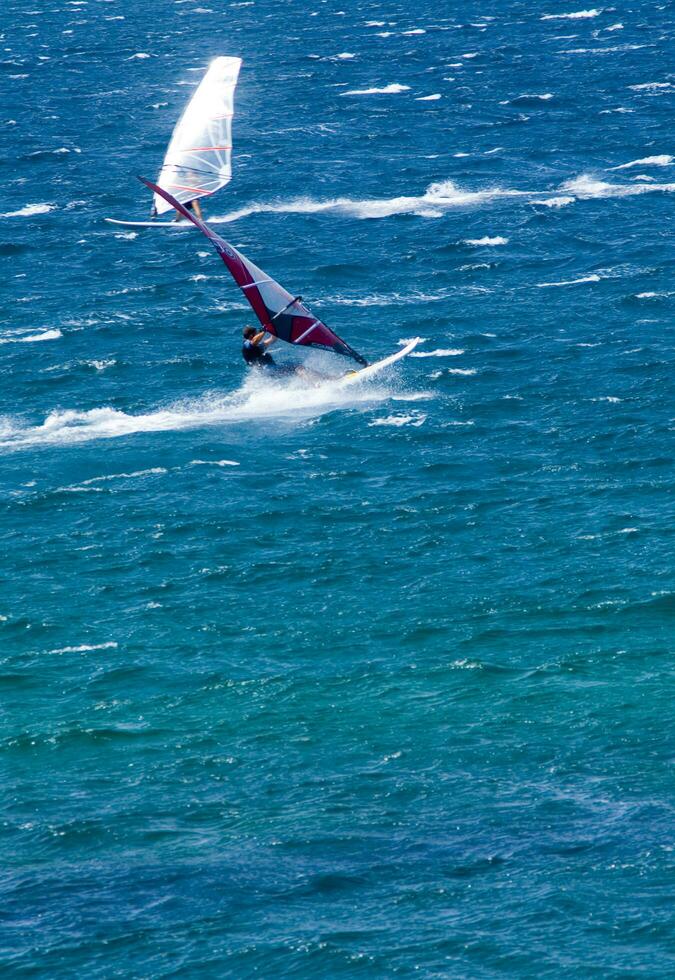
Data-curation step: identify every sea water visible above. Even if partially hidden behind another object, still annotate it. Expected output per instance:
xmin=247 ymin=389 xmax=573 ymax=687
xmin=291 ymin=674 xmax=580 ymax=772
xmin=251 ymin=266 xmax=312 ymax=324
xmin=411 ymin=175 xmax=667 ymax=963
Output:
xmin=1 ymin=0 xmax=673 ymax=975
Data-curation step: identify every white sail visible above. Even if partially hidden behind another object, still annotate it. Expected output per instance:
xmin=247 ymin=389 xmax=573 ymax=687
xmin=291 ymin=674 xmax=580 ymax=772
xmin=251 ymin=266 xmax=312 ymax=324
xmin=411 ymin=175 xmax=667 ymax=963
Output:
xmin=154 ymin=56 xmax=242 ymax=216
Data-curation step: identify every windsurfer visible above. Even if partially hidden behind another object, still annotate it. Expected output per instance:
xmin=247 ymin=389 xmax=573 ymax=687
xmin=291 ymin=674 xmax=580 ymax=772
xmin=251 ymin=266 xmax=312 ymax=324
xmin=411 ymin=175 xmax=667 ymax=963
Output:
xmin=174 ymin=199 xmax=203 ymax=223
xmin=242 ymin=325 xmax=277 ymax=368
xmin=241 ymin=325 xmax=326 ymax=381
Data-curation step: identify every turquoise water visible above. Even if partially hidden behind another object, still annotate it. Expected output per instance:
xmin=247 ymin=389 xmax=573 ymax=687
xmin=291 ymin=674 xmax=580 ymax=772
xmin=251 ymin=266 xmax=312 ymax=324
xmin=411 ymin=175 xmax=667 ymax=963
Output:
xmin=2 ymin=0 xmax=674 ymax=975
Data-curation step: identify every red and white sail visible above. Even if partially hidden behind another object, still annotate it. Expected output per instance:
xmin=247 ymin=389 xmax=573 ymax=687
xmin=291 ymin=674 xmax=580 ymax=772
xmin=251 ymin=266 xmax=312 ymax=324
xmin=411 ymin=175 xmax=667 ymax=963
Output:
xmin=140 ymin=178 xmax=367 ymax=366
xmin=154 ymin=57 xmax=242 ymax=216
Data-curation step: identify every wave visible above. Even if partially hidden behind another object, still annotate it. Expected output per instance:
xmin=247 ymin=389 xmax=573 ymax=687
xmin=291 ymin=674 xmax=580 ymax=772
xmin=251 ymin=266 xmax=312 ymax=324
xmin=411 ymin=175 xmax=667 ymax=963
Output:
xmin=464 ymin=236 xmax=508 ymax=245
xmin=212 ymin=179 xmax=528 ymax=224
xmin=411 ymin=349 xmax=465 ymax=358
xmin=560 ymin=174 xmax=675 ymax=198
xmin=612 ymin=155 xmax=673 ymax=170
xmin=48 ymin=642 xmax=118 ymax=654
xmin=207 ymin=171 xmax=673 ymax=229
xmin=628 ymin=82 xmax=673 ymax=91
xmin=341 ymin=84 xmax=410 ymax=95
xmin=325 ymin=290 xmax=450 ymax=307
xmin=190 ymin=459 xmax=240 ymax=467
xmin=541 ymin=9 xmax=602 ymax=20
xmin=529 ymin=195 xmax=575 ymax=207
xmin=416 ymin=94 xmax=442 ymax=101
xmin=537 ymin=274 xmax=601 ymax=287
xmin=0 ymin=329 xmax=62 ymax=345
xmin=369 ymin=414 xmax=426 ymax=427
xmin=1 ymin=203 xmax=54 ymax=217
xmin=500 ymin=93 xmax=554 ymax=105
xmin=0 ymin=376 xmax=398 ymax=452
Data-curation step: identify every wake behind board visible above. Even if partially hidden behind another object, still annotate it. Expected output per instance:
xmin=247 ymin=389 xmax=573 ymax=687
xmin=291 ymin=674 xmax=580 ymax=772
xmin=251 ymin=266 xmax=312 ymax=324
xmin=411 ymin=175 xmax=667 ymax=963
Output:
xmin=338 ymin=338 xmax=420 ymax=386
xmin=105 ymin=218 xmax=197 ymax=228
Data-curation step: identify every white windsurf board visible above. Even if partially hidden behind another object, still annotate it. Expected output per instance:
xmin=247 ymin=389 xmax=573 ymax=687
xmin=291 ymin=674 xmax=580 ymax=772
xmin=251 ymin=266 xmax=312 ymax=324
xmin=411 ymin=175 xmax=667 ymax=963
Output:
xmin=105 ymin=218 xmax=197 ymax=228
xmin=338 ymin=338 xmax=420 ymax=386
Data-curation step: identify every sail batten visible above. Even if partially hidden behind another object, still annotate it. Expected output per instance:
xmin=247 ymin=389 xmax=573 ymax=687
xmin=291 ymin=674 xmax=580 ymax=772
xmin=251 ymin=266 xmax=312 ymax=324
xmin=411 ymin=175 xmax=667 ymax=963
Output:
xmin=139 ymin=178 xmax=368 ymax=367
xmin=154 ymin=57 xmax=242 ymax=216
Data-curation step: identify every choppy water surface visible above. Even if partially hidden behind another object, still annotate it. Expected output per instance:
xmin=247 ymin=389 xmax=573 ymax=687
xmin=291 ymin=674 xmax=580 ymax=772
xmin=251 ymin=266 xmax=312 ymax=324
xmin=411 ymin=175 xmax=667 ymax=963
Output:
xmin=1 ymin=0 xmax=673 ymax=975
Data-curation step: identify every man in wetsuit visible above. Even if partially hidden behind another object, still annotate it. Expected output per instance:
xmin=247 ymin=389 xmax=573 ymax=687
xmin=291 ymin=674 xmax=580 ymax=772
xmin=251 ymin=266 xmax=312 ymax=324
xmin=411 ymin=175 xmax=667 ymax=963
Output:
xmin=241 ymin=324 xmax=277 ymax=368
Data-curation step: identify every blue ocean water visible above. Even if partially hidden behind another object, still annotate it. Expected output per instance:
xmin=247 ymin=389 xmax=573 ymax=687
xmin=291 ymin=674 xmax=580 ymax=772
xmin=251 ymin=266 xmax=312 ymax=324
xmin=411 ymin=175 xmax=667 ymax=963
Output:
xmin=2 ymin=0 xmax=674 ymax=974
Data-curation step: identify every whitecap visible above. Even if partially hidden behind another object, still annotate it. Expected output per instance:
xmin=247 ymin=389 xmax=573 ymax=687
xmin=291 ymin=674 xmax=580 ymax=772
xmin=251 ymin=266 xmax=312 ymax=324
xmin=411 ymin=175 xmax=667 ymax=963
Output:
xmin=0 ymin=329 xmax=62 ymax=345
xmin=79 ymin=468 xmax=168 ymax=486
xmin=49 ymin=642 xmax=118 ymax=654
xmin=537 ymin=274 xmax=601 ymax=287
xmin=500 ymin=93 xmax=553 ymax=104
xmin=561 ymin=173 xmax=675 ymax=198
xmin=2 ymin=203 xmax=54 ymax=217
xmin=213 ymin=177 xmax=528 ymax=224
xmin=128 ymin=52 xmax=151 ymax=59
xmin=411 ymin=349 xmax=465 ymax=358
xmin=341 ymin=83 xmax=410 ymax=95
xmin=190 ymin=459 xmax=240 ymax=467
xmin=416 ymin=93 xmax=442 ymax=101
xmin=529 ymin=195 xmax=575 ymax=207
xmin=628 ymin=82 xmax=673 ymax=92
xmin=541 ymin=9 xmax=602 ymax=20
xmin=369 ymin=414 xmax=426 ymax=427
xmin=612 ymin=154 xmax=673 ymax=170
xmin=464 ymin=236 xmax=508 ymax=245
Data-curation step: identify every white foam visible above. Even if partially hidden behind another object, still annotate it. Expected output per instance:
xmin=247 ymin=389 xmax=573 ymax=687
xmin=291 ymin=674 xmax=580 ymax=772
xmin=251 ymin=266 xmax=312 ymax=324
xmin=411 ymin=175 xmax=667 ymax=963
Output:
xmin=566 ymin=44 xmax=646 ymax=54
xmin=341 ymin=83 xmax=410 ymax=95
xmin=0 ymin=328 xmax=62 ymax=345
xmin=416 ymin=93 xmax=442 ymax=101
xmin=446 ymin=368 xmax=478 ymax=376
xmin=81 ymin=468 xmax=167 ymax=486
xmin=190 ymin=459 xmax=240 ymax=467
xmin=537 ymin=274 xmax=601 ymax=287
xmin=128 ymin=52 xmax=151 ymax=59
xmin=49 ymin=642 xmax=118 ymax=654
xmin=560 ymin=174 xmax=675 ymax=198
xmin=464 ymin=236 xmax=508 ymax=245
xmin=612 ymin=155 xmax=673 ymax=170
xmin=411 ymin=348 xmax=465 ymax=358
xmin=500 ymin=93 xmax=553 ymax=103
xmin=605 ymin=22 xmax=623 ymax=30
xmin=0 ymin=377 xmax=398 ymax=451
xmin=530 ymin=195 xmax=575 ymax=207
xmin=628 ymin=82 xmax=673 ymax=92
xmin=2 ymin=203 xmax=54 ymax=217
xmin=335 ymin=52 xmax=355 ymax=59
xmin=213 ymin=178 xmax=528 ymax=224
xmin=370 ymin=414 xmax=426 ymax=427
xmin=541 ymin=9 xmax=601 ymax=19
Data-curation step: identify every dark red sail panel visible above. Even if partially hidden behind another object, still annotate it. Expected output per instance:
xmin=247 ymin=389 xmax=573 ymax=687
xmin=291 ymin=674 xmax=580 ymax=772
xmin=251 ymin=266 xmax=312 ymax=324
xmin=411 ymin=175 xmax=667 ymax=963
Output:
xmin=139 ymin=178 xmax=367 ymax=365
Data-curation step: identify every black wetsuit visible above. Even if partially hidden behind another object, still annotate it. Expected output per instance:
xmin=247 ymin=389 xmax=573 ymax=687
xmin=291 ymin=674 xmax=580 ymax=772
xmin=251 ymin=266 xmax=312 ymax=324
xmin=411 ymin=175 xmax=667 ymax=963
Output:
xmin=242 ymin=339 xmax=275 ymax=368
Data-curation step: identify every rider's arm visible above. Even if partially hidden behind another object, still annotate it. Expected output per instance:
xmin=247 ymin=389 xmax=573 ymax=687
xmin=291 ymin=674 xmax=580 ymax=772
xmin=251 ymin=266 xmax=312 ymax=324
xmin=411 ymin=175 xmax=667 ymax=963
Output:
xmin=253 ymin=330 xmax=276 ymax=347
